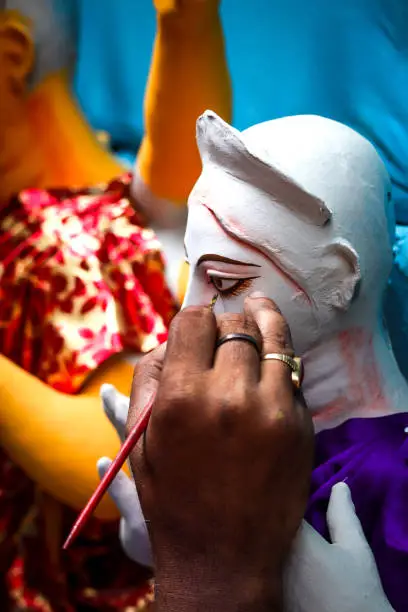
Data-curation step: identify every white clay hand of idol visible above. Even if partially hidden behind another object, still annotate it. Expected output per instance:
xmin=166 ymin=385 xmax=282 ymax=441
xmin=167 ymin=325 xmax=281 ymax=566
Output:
xmin=97 ymin=384 xmax=153 ymax=568
xmin=284 ymin=482 xmax=395 ymax=612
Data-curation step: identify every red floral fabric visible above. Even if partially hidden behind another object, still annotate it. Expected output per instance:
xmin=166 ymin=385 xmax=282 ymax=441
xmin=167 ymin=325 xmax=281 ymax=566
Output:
xmin=0 ymin=446 xmax=155 ymax=611
xmin=0 ymin=173 xmax=176 ymax=393
xmin=0 ymin=174 xmax=177 ymax=610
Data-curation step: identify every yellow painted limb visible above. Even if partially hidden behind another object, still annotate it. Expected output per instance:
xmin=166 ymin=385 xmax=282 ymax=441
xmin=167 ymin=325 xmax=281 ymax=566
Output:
xmin=177 ymin=259 xmax=190 ymax=304
xmin=138 ymin=4 xmax=232 ymax=205
xmin=0 ymin=354 xmax=135 ymax=520
xmin=27 ymin=72 xmax=125 ymax=189
xmin=154 ymin=0 xmax=177 ymax=13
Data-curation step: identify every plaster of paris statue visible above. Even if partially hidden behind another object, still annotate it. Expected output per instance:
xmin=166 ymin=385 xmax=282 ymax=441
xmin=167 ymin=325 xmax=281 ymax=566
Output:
xmin=0 ymin=0 xmax=230 ymax=607
xmin=100 ymin=111 xmax=408 ymax=611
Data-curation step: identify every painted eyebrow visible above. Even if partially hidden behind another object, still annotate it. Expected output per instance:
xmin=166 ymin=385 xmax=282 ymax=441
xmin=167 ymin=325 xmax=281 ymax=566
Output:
xmin=197 ymin=254 xmax=261 ymax=267
xmin=201 ymin=203 xmax=312 ymax=304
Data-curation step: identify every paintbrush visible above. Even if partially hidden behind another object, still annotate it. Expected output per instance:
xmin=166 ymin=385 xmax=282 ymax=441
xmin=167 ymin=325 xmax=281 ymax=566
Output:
xmin=63 ymin=294 xmax=219 ymax=550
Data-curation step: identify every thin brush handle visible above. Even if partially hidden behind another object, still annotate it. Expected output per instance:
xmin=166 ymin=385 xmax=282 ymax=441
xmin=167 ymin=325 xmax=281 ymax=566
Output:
xmin=62 ymin=395 xmax=154 ymax=550
xmin=63 ymin=297 xmax=217 ymax=550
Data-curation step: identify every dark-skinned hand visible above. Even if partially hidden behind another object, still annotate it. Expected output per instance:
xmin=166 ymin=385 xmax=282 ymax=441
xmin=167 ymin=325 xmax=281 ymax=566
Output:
xmin=127 ymin=294 xmax=314 ymax=612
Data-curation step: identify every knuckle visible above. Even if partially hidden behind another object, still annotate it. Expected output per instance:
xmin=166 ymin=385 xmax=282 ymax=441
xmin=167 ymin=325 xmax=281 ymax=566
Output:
xmin=230 ymin=378 xmax=258 ymax=411
xmin=263 ymin=314 xmax=293 ymax=352
xmin=207 ymin=378 xmax=257 ymax=427
xmin=161 ymin=377 xmax=195 ymax=410
xmin=154 ymin=376 xmax=201 ymax=428
xmin=207 ymin=383 xmax=235 ymax=411
xmin=214 ymin=395 xmax=239 ymax=435
xmin=273 ymin=409 xmax=309 ymax=446
xmin=173 ymin=305 xmax=212 ymax=327
xmin=218 ymin=312 xmax=246 ymax=329
xmin=217 ymin=312 xmax=262 ymax=347
xmin=167 ymin=307 xmax=214 ymax=347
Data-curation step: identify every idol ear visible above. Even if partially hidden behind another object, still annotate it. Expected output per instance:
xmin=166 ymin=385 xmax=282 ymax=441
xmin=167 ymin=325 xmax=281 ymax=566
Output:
xmin=317 ymin=240 xmax=361 ymax=311
xmin=0 ymin=13 xmax=34 ymax=93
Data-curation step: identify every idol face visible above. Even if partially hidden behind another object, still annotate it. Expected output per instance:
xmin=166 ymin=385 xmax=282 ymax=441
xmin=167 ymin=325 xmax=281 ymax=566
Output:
xmin=183 ymin=168 xmax=357 ymax=355
xmin=183 ymin=197 xmax=299 ymax=319
xmin=182 ymin=111 xmax=396 ymax=356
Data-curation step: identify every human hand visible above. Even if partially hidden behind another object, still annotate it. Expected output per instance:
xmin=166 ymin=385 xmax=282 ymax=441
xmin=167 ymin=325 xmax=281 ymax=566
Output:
xmin=97 ymin=384 xmax=153 ymax=568
xmin=97 ymin=394 xmax=395 ymax=612
xmin=128 ymin=295 xmax=314 ymax=611
xmin=284 ymin=482 xmax=395 ymax=612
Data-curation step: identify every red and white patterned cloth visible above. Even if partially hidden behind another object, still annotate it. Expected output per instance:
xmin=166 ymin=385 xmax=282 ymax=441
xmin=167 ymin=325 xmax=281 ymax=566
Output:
xmin=0 ymin=174 xmax=177 ymax=610
xmin=0 ymin=173 xmax=176 ymax=393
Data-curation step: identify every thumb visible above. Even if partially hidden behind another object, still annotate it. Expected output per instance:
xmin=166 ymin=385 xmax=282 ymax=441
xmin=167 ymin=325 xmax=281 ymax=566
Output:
xmin=127 ymin=342 xmax=166 ymax=433
xmin=97 ymin=457 xmax=145 ymax=522
xmin=327 ymin=482 xmax=368 ymax=550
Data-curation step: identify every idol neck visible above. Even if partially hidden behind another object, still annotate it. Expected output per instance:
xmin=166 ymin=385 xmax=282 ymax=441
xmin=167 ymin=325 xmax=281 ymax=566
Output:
xmin=302 ymin=321 xmax=407 ymax=433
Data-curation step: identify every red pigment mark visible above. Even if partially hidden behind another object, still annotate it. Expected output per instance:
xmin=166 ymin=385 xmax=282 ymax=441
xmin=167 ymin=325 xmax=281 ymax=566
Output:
xmin=201 ymin=203 xmax=312 ymax=304
xmin=362 ymin=335 xmax=386 ymax=412
xmin=339 ymin=329 xmax=386 ymax=413
xmin=339 ymin=329 xmax=365 ymax=408
xmin=313 ymin=396 xmax=350 ymax=426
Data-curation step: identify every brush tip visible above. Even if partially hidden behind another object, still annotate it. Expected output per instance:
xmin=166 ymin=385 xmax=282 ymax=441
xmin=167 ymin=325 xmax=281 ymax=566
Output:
xmin=62 ymin=525 xmax=79 ymax=550
xmin=62 ymin=537 xmax=71 ymax=550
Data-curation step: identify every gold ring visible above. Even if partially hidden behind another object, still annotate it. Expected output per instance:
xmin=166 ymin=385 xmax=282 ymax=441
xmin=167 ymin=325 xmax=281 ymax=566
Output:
xmin=262 ymin=353 xmax=303 ymax=389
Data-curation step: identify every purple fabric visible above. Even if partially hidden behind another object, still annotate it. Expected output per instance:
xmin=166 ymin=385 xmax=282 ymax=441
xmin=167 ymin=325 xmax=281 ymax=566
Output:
xmin=306 ymin=412 xmax=408 ymax=611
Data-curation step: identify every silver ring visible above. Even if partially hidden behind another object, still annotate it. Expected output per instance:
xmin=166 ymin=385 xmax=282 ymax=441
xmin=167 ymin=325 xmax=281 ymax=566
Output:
xmin=216 ymin=333 xmax=260 ymax=355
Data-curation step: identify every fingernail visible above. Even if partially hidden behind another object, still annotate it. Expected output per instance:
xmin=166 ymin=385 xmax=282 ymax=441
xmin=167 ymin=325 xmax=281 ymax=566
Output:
xmin=249 ymin=291 xmax=266 ymax=299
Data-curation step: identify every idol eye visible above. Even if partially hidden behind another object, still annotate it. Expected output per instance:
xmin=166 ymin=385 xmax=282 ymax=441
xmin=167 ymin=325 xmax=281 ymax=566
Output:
xmin=210 ymin=277 xmax=241 ymax=292
xmin=208 ymin=276 xmax=260 ymax=297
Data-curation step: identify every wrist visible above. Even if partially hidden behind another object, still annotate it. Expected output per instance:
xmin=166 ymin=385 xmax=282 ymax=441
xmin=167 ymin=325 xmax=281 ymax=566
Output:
xmin=154 ymin=556 xmax=283 ymax=612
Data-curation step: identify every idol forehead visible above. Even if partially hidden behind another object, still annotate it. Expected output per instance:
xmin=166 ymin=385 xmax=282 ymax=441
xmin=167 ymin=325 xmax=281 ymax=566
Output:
xmin=184 ymin=206 xmax=267 ymax=266
xmin=188 ymin=169 xmax=331 ymax=240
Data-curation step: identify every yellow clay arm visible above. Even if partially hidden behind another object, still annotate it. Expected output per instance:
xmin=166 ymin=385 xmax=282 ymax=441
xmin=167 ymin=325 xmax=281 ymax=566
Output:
xmin=137 ymin=1 xmax=232 ymax=204
xmin=0 ymin=353 xmax=136 ymax=520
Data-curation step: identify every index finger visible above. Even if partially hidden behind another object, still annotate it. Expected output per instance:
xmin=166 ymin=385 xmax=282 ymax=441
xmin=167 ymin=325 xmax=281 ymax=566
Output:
xmin=161 ymin=306 xmax=217 ymax=382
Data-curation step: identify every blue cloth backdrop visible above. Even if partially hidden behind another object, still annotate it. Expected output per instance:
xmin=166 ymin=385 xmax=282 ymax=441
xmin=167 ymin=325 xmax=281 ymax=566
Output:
xmin=67 ymin=0 xmax=408 ymax=373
